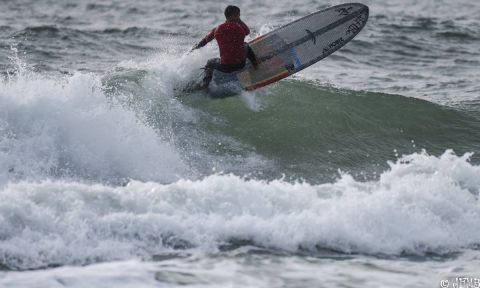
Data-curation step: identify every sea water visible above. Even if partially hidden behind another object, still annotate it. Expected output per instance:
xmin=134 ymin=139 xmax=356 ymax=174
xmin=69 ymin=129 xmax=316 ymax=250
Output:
xmin=0 ymin=0 xmax=479 ymax=287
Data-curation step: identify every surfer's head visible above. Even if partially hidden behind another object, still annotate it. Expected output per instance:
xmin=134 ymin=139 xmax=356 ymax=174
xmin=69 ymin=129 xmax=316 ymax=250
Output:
xmin=224 ymin=5 xmax=240 ymax=20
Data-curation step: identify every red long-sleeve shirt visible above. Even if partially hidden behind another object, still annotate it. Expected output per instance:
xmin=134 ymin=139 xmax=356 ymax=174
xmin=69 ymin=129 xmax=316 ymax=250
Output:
xmin=201 ymin=21 xmax=250 ymax=65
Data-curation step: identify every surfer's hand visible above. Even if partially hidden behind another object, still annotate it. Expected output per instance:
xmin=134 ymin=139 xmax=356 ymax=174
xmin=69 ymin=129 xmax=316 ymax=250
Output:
xmin=190 ymin=44 xmax=199 ymax=53
xmin=191 ymin=38 xmax=209 ymax=52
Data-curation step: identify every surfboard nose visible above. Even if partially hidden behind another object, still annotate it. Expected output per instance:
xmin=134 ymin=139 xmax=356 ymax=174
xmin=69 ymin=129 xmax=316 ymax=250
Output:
xmin=347 ymin=3 xmax=369 ymax=23
xmin=350 ymin=3 xmax=368 ymax=9
xmin=358 ymin=3 xmax=369 ymax=13
xmin=352 ymin=3 xmax=369 ymax=13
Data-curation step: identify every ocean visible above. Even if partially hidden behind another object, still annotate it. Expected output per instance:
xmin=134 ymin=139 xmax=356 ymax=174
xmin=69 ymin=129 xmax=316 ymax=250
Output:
xmin=0 ymin=0 xmax=479 ymax=287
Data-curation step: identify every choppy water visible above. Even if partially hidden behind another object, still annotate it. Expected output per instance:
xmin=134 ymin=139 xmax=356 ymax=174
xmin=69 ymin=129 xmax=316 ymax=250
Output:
xmin=0 ymin=0 xmax=479 ymax=287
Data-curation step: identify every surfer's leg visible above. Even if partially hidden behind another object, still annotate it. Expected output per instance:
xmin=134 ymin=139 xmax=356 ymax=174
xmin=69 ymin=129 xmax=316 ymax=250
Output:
xmin=246 ymin=45 xmax=258 ymax=69
xmin=202 ymin=58 xmax=220 ymax=88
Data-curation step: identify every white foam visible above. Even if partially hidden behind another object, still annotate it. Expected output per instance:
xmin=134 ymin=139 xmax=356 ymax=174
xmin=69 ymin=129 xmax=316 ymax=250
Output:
xmin=0 ymin=150 xmax=479 ymax=269
xmin=239 ymin=90 xmax=265 ymax=111
xmin=0 ymin=64 xmax=187 ymax=185
xmin=2 ymin=251 xmax=480 ymax=288
xmin=0 ymin=261 xmax=161 ymax=288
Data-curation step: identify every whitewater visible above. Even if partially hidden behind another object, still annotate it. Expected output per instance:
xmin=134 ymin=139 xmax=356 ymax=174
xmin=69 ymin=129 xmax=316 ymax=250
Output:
xmin=1 ymin=0 xmax=480 ymax=287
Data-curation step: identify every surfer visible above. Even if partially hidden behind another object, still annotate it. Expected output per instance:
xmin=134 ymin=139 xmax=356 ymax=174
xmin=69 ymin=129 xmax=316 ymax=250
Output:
xmin=191 ymin=5 xmax=258 ymax=88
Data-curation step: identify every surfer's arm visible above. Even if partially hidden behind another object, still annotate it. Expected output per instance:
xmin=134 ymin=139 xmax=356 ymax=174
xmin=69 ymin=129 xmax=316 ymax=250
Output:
xmin=191 ymin=28 xmax=216 ymax=50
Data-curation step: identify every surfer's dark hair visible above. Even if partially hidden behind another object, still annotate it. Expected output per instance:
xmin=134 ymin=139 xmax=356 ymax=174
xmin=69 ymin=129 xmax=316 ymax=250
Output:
xmin=224 ymin=5 xmax=240 ymax=19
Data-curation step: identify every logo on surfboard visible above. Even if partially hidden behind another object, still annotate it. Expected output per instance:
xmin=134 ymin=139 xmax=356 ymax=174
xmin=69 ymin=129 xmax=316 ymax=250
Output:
xmin=305 ymin=29 xmax=317 ymax=45
xmin=336 ymin=6 xmax=353 ymax=16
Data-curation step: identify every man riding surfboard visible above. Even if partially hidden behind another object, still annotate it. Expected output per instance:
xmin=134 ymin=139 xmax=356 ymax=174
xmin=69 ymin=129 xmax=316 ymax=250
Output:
xmin=191 ymin=5 xmax=258 ymax=89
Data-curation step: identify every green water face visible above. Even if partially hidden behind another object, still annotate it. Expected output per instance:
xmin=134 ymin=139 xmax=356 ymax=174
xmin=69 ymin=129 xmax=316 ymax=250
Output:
xmin=179 ymin=80 xmax=480 ymax=182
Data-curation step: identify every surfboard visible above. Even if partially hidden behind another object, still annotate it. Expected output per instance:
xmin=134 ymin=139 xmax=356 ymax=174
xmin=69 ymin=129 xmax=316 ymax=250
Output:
xmin=212 ymin=3 xmax=369 ymax=91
